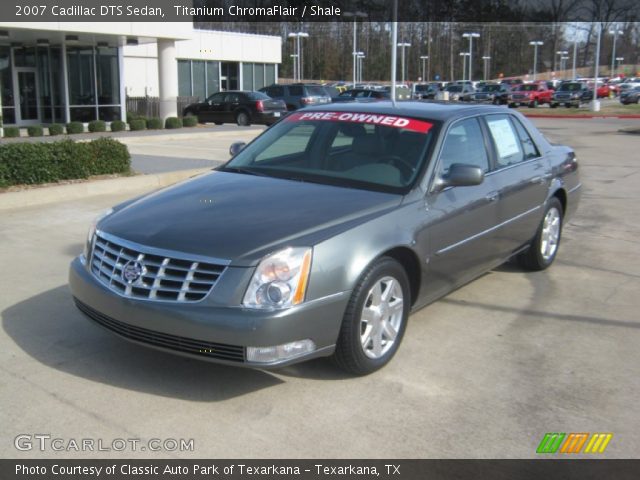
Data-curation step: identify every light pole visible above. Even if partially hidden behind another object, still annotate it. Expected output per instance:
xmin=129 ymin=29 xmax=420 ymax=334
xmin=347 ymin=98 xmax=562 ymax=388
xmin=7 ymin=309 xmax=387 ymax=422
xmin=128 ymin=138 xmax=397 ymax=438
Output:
xmin=615 ymin=56 xmax=624 ymax=77
xmin=397 ymin=42 xmax=411 ymax=84
xmin=344 ymin=11 xmax=367 ymax=87
xmin=609 ymin=26 xmax=624 ymax=79
xmin=288 ymin=32 xmax=309 ymax=82
xmin=529 ymin=41 xmax=544 ymax=81
xmin=459 ymin=52 xmax=469 ymax=81
xmin=420 ymin=55 xmax=429 ymax=82
xmin=482 ymin=56 xmax=491 ymax=81
xmin=358 ymin=54 xmax=366 ymax=83
xmin=592 ymin=23 xmax=602 ymax=112
xmin=462 ymin=32 xmax=480 ymax=82
xmin=572 ymin=25 xmax=578 ymax=80
xmin=556 ymin=50 xmax=568 ymax=78
xmin=561 ymin=56 xmax=569 ymax=78
xmin=289 ymin=54 xmax=298 ymax=81
xmin=356 ymin=52 xmax=365 ymax=83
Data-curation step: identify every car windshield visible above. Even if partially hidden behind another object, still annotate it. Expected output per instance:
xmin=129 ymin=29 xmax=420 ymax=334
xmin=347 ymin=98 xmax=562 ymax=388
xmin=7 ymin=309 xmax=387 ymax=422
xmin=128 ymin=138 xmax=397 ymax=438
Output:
xmin=481 ymin=85 xmax=500 ymax=92
xmin=559 ymin=83 xmax=582 ymax=91
xmin=446 ymin=85 xmax=462 ymax=92
xmin=221 ymin=111 xmax=437 ymax=193
xmin=415 ymin=85 xmax=433 ymax=92
xmin=518 ymin=85 xmax=538 ymax=91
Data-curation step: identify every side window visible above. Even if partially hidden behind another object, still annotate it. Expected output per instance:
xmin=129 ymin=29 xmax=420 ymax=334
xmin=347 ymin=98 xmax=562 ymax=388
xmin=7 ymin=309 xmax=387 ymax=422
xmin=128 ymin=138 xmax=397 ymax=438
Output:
xmin=209 ymin=93 xmax=225 ymax=103
xmin=439 ymin=118 xmax=490 ymax=175
xmin=269 ymin=86 xmax=284 ymax=97
xmin=485 ymin=114 xmax=525 ymax=167
xmin=511 ymin=118 xmax=540 ymax=160
xmin=224 ymin=93 xmax=240 ymax=103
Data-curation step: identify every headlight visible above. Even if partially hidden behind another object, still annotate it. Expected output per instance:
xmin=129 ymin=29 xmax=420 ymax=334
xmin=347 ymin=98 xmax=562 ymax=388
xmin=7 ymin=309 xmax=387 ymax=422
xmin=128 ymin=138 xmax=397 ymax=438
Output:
xmin=243 ymin=247 xmax=312 ymax=309
xmin=82 ymin=208 xmax=113 ymax=262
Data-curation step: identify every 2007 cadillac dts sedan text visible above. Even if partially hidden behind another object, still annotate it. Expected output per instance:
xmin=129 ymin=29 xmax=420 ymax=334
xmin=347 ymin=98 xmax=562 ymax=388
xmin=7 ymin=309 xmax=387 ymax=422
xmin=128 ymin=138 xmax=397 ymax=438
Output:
xmin=69 ymin=102 xmax=580 ymax=375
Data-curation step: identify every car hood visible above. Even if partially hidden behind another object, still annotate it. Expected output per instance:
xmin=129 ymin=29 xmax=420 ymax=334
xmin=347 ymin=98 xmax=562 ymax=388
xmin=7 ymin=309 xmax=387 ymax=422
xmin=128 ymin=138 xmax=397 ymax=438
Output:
xmin=100 ymin=171 xmax=402 ymax=266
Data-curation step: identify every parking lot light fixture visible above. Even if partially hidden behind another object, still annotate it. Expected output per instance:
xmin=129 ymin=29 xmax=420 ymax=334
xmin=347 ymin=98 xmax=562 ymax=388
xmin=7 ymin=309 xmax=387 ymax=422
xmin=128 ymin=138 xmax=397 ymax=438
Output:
xmin=482 ymin=56 xmax=491 ymax=81
xmin=343 ymin=11 xmax=367 ymax=87
xmin=615 ymin=57 xmax=624 ymax=77
xmin=288 ymin=32 xmax=309 ymax=81
xmin=420 ymin=55 xmax=429 ymax=82
xmin=529 ymin=41 xmax=544 ymax=81
xmin=556 ymin=50 xmax=568 ymax=76
xmin=462 ymin=32 xmax=480 ymax=81
xmin=609 ymin=26 xmax=624 ymax=79
xmin=397 ymin=42 xmax=411 ymax=84
xmin=459 ymin=52 xmax=470 ymax=82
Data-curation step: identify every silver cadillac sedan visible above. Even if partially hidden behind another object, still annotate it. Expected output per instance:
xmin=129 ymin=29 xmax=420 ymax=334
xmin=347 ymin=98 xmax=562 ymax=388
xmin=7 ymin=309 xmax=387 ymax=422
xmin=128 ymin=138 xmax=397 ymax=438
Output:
xmin=69 ymin=102 xmax=581 ymax=375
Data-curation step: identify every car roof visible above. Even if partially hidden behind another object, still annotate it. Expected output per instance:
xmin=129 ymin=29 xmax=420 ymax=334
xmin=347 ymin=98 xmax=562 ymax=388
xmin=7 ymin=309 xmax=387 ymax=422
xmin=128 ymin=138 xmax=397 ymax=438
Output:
xmin=299 ymin=101 xmax=511 ymax=122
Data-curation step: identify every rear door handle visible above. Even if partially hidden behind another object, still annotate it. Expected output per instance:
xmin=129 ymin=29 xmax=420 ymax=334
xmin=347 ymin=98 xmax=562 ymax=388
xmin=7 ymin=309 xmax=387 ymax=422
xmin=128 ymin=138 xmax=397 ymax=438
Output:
xmin=485 ymin=191 xmax=499 ymax=202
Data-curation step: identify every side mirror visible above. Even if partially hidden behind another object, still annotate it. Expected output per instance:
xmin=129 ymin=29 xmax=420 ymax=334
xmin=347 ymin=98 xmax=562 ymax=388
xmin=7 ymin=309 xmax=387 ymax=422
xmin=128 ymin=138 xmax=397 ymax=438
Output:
xmin=433 ymin=164 xmax=484 ymax=192
xmin=229 ymin=142 xmax=246 ymax=157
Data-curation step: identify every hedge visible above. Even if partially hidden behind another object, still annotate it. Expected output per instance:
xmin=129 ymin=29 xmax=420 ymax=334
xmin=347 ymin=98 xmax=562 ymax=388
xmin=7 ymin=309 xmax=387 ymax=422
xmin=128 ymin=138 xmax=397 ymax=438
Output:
xmin=66 ymin=122 xmax=84 ymax=134
xmin=165 ymin=117 xmax=182 ymax=129
xmin=3 ymin=127 xmax=20 ymax=138
xmin=88 ymin=120 xmax=106 ymax=133
xmin=129 ymin=118 xmax=146 ymax=131
xmin=27 ymin=125 xmax=44 ymax=137
xmin=0 ymin=137 xmax=131 ymax=188
xmin=183 ymin=116 xmax=198 ymax=127
xmin=48 ymin=124 xmax=64 ymax=136
xmin=146 ymin=117 xmax=163 ymax=129
xmin=110 ymin=120 xmax=126 ymax=132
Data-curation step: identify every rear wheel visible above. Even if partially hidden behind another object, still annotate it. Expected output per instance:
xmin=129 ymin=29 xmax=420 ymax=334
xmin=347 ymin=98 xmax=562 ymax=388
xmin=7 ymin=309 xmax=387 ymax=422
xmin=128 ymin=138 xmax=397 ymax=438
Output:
xmin=528 ymin=99 xmax=538 ymax=108
xmin=550 ymin=103 xmax=558 ymax=109
xmin=518 ymin=197 xmax=563 ymax=271
xmin=333 ymin=257 xmax=410 ymax=375
xmin=236 ymin=111 xmax=250 ymax=126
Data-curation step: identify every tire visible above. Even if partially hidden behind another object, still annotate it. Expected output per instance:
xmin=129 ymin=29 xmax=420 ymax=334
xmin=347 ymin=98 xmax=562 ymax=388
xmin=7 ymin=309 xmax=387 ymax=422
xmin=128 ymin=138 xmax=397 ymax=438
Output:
xmin=333 ymin=257 xmax=410 ymax=375
xmin=214 ymin=122 xmax=223 ymax=125
xmin=518 ymin=197 xmax=563 ymax=271
xmin=236 ymin=111 xmax=250 ymax=126
xmin=550 ymin=103 xmax=558 ymax=109
xmin=528 ymin=99 xmax=538 ymax=108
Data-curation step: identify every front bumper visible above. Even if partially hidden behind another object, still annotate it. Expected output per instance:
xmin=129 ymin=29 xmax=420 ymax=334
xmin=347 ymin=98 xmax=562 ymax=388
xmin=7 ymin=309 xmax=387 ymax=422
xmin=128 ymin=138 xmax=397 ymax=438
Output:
xmin=69 ymin=257 xmax=349 ymax=368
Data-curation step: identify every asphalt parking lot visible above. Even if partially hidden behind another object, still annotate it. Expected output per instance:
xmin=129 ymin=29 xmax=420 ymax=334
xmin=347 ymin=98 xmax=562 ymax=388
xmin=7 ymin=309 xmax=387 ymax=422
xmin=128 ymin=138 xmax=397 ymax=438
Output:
xmin=1 ymin=117 xmax=639 ymax=459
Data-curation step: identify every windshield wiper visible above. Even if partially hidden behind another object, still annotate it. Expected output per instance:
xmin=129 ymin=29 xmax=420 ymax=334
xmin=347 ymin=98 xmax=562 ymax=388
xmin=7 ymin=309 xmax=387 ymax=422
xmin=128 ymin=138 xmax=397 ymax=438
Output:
xmin=219 ymin=166 xmax=271 ymax=177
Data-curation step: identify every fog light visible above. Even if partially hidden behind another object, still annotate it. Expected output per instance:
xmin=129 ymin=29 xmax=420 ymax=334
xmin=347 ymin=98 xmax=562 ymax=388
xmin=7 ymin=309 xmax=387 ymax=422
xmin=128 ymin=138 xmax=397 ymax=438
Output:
xmin=246 ymin=339 xmax=316 ymax=363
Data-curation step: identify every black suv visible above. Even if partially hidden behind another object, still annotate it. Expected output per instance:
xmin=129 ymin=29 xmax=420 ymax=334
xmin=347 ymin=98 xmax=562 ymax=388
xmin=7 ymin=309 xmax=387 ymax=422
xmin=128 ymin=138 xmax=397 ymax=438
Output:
xmin=472 ymin=83 xmax=510 ymax=104
xmin=183 ymin=91 xmax=287 ymax=126
xmin=551 ymin=82 xmax=593 ymax=108
xmin=260 ymin=84 xmax=331 ymax=111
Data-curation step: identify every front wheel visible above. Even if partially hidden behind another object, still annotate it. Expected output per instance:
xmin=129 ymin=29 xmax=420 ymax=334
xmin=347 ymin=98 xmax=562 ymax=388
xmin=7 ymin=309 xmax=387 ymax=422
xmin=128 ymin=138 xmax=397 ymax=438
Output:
xmin=528 ymin=99 xmax=538 ymax=108
xmin=518 ymin=197 xmax=563 ymax=271
xmin=333 ymin=257 xmax=410 ymax=375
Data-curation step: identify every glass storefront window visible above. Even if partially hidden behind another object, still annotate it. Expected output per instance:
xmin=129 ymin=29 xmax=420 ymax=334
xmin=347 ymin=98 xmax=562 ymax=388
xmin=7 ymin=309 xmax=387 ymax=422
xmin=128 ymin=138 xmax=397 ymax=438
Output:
xmin=265 ymin=64 xmax=276 ymax=87
xmin=96 ymin=46 xmax=120 ymax=105
xmin=99 ymin=106 xmax=121 ymax=121
xmin=14 ymin=47 xmax=36 ymax=67
xmin=1 ymin=46 xmax=15 ymax=124
xmin=242 ymin=63 xmax=253 ymax=91
xmin=67 ymin=46 xmax=96 ymax=105
xmin=206 ymin=61 xmax=219 ymax=95
xmin=178 ymin=60 xmax=191 ymax=97
xmin=192 ymin=60 xmax=206 ymax=101
xmin=254 ymin=64 xmax=265 ymax=91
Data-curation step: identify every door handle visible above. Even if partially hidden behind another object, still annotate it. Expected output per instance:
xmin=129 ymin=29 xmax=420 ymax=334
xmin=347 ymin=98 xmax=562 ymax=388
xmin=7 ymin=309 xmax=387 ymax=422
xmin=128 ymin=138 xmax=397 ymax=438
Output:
xmin=485 ymin=191 xmax=499 ymax=202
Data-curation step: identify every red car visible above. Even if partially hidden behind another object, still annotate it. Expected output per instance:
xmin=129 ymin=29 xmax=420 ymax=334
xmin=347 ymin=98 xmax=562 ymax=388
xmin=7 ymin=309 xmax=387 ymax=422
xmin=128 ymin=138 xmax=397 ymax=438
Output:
xmin=508 ymin=83 xmax=554 ymax=108
xmin=588 ymin=82 xmax=611 ymax=98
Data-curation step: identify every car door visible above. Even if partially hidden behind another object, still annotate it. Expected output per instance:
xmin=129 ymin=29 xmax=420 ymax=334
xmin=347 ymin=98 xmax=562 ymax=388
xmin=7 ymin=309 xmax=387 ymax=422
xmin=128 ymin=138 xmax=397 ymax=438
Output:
xmin=423 ymin=117 xmax=501 ymax=299
xmin=223 ymin=92 xmax=241 ymax=122
xmin=482 ymin=113 xmax=550 ymax=259
xmin=201 ymin=92 xmax=226 ymax=122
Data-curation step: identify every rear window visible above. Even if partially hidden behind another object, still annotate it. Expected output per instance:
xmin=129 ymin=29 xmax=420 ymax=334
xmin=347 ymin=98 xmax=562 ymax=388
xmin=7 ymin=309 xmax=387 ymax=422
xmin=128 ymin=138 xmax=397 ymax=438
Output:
xmin=247 ymin=92 xmax=270 ymax=100
xmin=305 ymin=86 xmax=328 ymax=97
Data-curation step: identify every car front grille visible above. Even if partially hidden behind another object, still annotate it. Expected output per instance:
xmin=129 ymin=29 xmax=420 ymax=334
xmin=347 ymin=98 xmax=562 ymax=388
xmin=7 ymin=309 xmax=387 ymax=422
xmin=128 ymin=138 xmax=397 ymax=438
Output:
xmin=74 ymin=298 xmax=245 ymax=362
xmin=512 ymin=94 xmax=528 ymax=100
xmin=90 ymin=233 xmax=226 ymax=303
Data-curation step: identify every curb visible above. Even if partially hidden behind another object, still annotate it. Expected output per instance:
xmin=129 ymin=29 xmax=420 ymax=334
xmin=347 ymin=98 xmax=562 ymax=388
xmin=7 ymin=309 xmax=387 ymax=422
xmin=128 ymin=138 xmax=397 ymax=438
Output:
xmin=0 ymin=168 xmax=211 ymax=212
xmin=118 ymin=128 xmax=263 ymax=144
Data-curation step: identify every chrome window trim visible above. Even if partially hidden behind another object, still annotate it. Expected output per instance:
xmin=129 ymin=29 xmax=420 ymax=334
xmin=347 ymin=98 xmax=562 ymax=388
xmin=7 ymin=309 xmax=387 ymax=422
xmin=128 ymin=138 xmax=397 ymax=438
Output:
xmin=435 ymin=205 xmax=541 ymax=255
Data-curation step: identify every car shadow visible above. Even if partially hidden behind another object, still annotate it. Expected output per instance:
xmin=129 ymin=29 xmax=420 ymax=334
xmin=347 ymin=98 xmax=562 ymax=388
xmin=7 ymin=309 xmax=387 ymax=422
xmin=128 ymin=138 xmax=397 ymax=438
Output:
xmin=2 ymin=285 xmax=284 ymax=401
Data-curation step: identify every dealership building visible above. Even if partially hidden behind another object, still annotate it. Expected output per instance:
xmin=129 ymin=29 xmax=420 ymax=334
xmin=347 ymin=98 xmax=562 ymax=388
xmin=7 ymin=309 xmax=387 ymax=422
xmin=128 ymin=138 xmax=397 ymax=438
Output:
xmin=0 ymin=22 xmax=281 ymax=126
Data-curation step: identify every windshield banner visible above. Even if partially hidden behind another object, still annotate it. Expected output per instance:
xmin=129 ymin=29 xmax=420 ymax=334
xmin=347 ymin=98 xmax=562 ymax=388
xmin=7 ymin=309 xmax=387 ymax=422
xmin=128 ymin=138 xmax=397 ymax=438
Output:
xmin=286 ymin=111 xmax=433 ymax=134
